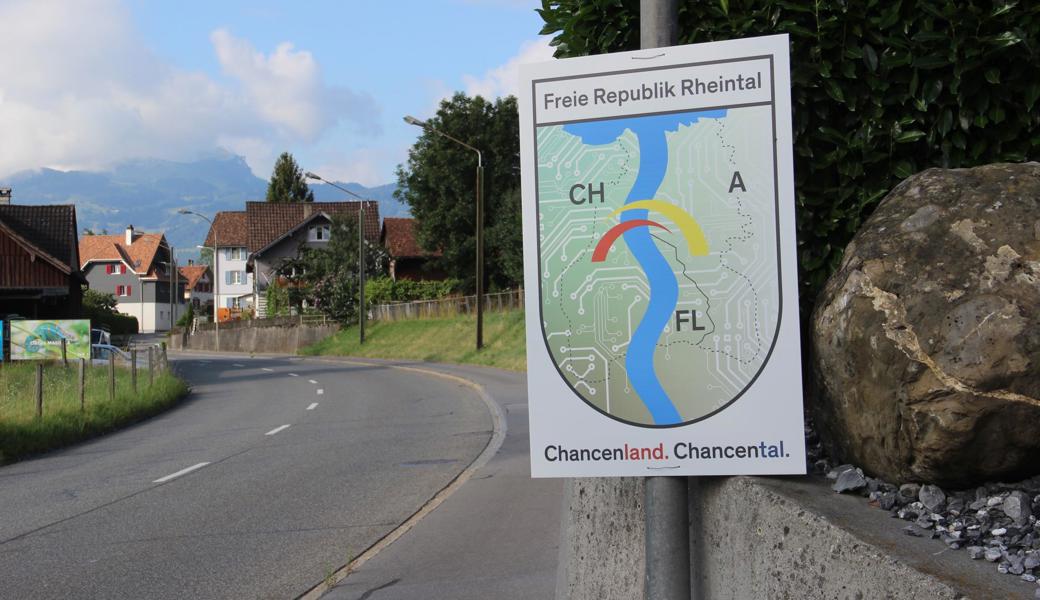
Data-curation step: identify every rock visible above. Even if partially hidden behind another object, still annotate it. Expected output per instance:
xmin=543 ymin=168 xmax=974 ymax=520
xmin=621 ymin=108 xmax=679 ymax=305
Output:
xmin=879 ymin=492 xmax=898 ymax=511
xmin=920 ymin=484 xmax=947 ymax=512
xmin=1025 ymin=553 xmax=1040 ymax=570
xmin=899 ymin=483 xmax=921 ymax=503
xmin=993 ymin=528 xmax=1009 ymax=537
xmin=811 ymin=163 xmax=1040 ymax=487
xmin=1023 ymin=573 xmax=1036 ymax=583
xmin=985 ymin=547 xmax=1004 ymax=562
xmin=989 ymin=496 xmax=1006 ymax=508
xmin=826 ymin=464 xmax=855 ymax=480
xmin=967 ymin=546 xmax=985 ymax=559
xmin=903 ymin=525 xmax=923 ymax=537
xmin=1005 ymin=491 xmax=1034 ymax=526
xmin=832 ymin=467 xmax=867 ymax=493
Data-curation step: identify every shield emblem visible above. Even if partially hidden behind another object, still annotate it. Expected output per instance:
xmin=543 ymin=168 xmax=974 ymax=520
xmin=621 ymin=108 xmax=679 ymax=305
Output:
xmin=534 ymin=107 xmax=782 ymax=427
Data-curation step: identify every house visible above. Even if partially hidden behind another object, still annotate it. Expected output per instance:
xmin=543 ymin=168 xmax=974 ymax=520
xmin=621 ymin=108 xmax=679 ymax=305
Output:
xmin=380 ymin=217 xmax=445 ymax=281
xmin=79 ymin=225 xmax=186 ymax=333
xmin=245 ymin=201 xmax=380 ymax=318
xmin=202 ymin=211 xmax=253 ymax=319
xmin=0 ymin=194 xmax=86 ymax=319
xmin=178 ymin=262 xmax=213 ymax=312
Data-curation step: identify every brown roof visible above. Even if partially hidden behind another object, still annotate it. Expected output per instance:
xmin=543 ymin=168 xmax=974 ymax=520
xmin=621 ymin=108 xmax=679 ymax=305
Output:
xmin=380 ymin=217 xmax=440 ymax=259
xmin=0 ymin=204 xmax=80 ymax=272
xmin=79 ymin=230 xmax=168 ymax=278
xmin=203 ymin=211 xmax=248 ymax=248
xmin=178 ymin=265 xmax=210 ymax=289
xmin=246 ymin=201 xmax=380 ymax=253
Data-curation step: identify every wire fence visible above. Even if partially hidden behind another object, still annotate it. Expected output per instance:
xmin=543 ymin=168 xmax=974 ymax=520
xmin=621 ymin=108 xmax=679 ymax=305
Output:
xmin=370 ymin=288 xmax=524 ymax=322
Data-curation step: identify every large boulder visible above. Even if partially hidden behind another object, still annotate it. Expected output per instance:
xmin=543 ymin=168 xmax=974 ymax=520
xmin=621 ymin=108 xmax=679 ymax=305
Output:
xmin=812 ymin=163 xmax=1040 ymax=487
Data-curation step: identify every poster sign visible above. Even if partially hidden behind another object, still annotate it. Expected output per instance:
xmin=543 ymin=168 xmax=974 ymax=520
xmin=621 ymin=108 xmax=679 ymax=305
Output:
xmin=519 ymin=35 xmax=805 ymax=477
xmin=9 ymin=319 xmax=91 ymax=361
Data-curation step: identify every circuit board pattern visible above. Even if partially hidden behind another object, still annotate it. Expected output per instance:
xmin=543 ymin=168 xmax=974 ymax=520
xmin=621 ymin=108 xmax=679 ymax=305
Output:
xmin=536 ymin=105 xmax=779 ymax=425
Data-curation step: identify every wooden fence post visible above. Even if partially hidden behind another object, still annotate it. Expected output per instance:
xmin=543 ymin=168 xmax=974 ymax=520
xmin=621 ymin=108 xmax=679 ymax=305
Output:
xmin=79 ymin=358 xmax=86 ymax=412
xmin=61 ymin=338 xmax=68 ymax=368
xmin=108 ymin=353 xmax=116 ymax=403
xmin=131 ymin=348 xmax=137 ymax=394
xmin=148 ymin=346 xmax=154 ymax=386
xmin=35 ymin=363 xmax=43 ymax=419
xmin=160 ymin=342 xmax=167 ymax=372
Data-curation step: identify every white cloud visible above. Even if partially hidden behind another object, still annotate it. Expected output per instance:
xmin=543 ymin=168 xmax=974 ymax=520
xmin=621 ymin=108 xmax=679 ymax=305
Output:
xmin=0 ymin=0 xmax=379 ymax=179
xmin=462 ymin=37 xmax=555 ymax=99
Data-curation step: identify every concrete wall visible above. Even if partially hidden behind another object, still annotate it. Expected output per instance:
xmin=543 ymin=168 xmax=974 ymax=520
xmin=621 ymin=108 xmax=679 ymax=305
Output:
xmin=169 ymin=319 xmax=338 ymax=355
xmin=558 ymin=476 xmax=1031 ymax=599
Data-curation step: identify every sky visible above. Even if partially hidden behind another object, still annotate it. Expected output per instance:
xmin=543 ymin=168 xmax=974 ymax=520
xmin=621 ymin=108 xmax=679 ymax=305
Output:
xmin=0 ymin=0 xmax=555 ymax=186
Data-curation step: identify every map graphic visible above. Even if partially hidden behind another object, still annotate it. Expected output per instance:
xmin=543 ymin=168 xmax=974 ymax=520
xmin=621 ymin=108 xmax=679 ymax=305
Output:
xmin=535 ymin=104 xmax=781 ymax=427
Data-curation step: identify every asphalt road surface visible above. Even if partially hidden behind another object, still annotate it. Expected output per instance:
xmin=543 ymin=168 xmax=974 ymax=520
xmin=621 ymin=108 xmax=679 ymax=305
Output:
xmin=0 ymin=353 xmax=556 ymax=599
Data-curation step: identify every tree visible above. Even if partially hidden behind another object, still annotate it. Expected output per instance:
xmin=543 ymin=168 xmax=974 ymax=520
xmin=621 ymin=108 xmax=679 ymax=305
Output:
xmin=273 ymin=215 xmax=387 ymax=321
xmin=395 ymin=93 xmax=522 ymax=292
xmin=266 ymin=152 xmax=314 ymax=203
xmin=199 ymin=247 xmax=214 ymax=268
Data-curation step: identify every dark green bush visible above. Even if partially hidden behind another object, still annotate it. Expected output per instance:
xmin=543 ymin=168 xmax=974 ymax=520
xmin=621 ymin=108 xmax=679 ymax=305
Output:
xmin=367 ymin=277 xmax=461 ymax=304
xmin=539 ymin=0 xmax=1040 ymax=310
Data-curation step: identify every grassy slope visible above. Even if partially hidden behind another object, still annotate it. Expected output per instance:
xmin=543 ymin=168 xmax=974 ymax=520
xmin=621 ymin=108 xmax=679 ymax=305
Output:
xmin=301 ymin=310 xmax=527 ymax=372
xmin=0 ymin=362 xmax=188 ymax=464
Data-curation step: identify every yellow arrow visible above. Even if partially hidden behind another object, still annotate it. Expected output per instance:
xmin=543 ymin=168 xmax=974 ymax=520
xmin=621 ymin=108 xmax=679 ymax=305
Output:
xmin=611 ymin=200 xmax=710 ymax=256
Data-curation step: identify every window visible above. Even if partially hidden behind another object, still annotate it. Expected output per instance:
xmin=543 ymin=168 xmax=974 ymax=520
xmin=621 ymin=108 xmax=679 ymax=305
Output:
xmin=309 ymin=224 xmax=331 ymax=242
xmin=227 ymin=247 xmax=246 ymax=260
xmin=227 ymin=297 xmax=241 ymax=309
xmin=228 ymin=271 xmax=244 ymax=285
xmin=115 ymin=285 xmax=132 ymax=297
xmin=105 ymin=263 xmax=125 ymax=275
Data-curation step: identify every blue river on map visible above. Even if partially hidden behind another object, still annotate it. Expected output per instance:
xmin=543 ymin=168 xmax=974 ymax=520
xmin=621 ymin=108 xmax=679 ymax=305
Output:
xmin=564 ymin=109 xmax=727 ymax=425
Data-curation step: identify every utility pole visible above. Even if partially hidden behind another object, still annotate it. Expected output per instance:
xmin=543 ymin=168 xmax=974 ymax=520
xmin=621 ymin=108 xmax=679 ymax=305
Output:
xmin=359 ymin=203 xmax=366 ymax=344
xmin=640 ymin=3 xmax=691 ymax=600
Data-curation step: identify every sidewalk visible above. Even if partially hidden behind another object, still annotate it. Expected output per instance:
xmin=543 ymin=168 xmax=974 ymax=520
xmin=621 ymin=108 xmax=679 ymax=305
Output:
xmin=314 ymin=358 xmax=562 ymax=600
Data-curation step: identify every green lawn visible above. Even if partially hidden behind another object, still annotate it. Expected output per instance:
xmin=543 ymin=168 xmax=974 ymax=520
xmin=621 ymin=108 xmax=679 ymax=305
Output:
xmin=0 ymin=360 xmax=188 ymax=464
xmin=300 ymin=310 xmax=527 ymax=371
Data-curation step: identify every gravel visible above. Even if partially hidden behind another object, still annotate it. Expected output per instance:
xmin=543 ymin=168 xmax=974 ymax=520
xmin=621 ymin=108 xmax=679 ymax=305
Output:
xmin=805 ymin=415 xmax=1040 ymax=590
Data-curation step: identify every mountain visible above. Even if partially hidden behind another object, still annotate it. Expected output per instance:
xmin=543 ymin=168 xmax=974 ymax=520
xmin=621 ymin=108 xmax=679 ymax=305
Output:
xmin=4 ymin=155 xmax=408 ymax=260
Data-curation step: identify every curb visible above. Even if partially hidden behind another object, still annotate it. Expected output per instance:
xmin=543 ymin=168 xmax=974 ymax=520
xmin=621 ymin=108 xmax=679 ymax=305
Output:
xmin=295 ymin=357 xmax=508 ymax=600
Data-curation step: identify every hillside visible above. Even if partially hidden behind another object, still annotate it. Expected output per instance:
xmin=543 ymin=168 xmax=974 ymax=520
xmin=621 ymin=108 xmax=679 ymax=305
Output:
xmin=4 ymin=153 xmax=407 ymax=260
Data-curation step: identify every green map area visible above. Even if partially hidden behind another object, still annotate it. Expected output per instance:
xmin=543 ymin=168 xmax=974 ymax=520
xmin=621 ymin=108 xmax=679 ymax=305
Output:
xmin=536 ymin=105 xmax=780 ymax=425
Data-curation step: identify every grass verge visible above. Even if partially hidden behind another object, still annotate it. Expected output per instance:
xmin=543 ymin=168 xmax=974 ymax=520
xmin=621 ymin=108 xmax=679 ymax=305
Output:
xmin=0 ymin=361 xmax=188 ymax=464
xmin=300 ymin=309 xmax=527 ymax=371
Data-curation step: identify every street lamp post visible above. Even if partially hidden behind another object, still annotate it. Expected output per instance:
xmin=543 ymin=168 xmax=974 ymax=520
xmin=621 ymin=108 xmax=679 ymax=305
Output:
xmin=178 ymin=209 xmax=219 ymax=352
xmin=403 ymin=115 xmax=484 ymax=350
xmin=303 ymin=172 xmax=367 ymax=345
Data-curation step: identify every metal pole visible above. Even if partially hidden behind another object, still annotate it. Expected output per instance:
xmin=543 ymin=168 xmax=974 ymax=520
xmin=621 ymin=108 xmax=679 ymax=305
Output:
xmin=214 ymin=230 xmax=220 ymax=352
xmin=131 ymin=348 xmax=138 ymax=394
xmin=640 ymin=2 xmax=691 ymax=600
xmin=359 ymin=203 xmax=365 ymax=344
xmin=170 ymin=244 xmax=176 ymax=331
xmin=475 ymin=162 xmax=484 ymax=350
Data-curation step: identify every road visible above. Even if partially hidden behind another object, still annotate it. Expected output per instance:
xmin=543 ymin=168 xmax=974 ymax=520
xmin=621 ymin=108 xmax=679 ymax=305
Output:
xmin=0 ymin=353 xmax=557 ymax=599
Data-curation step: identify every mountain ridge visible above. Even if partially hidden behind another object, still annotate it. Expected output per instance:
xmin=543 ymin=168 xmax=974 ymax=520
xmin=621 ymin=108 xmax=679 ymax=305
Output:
xmin=3 ymin=155 xmax=407 ymax=260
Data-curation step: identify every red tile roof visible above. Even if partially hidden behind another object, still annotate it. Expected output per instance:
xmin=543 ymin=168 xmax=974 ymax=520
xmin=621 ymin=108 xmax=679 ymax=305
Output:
xmin=245 ymin=201 xmax=380 ymax=253
xmin=178 ymin=265 xmax=210 ymax=289
xmin=203 ymin=211 xmax=248 ymax=248
xmin=79 ymin=230 xmax=169 ymax=278
xmin=380 ymin=217 xmax=439 ymax=258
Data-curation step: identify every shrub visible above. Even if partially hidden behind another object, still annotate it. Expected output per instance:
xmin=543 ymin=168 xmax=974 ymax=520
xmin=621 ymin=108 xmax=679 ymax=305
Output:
xmin=367 ymin=277 xmax=461 ymax=304
xmin=538 ymin=0 xmax=1040 ymax=310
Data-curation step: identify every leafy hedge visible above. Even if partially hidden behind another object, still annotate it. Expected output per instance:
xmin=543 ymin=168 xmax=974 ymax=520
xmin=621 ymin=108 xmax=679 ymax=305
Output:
xmin=539 ymin=0 xmax=1040 ymax=310
xmin=366 ymin=277 xmax=460 ymax=304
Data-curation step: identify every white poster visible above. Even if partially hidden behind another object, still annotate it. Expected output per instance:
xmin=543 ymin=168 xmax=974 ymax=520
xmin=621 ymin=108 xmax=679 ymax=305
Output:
xmin=519 ymin=35 xmax=806 ymax=477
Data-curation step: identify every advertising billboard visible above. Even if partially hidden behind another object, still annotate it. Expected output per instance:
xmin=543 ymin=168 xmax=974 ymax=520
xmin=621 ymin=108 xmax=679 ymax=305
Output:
xmin=9 ymin=319 xmax=91 ymax=361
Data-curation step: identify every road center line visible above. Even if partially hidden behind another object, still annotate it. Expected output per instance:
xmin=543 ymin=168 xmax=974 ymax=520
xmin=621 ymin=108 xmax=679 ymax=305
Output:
xmin=262 ymin=367 xmax=274 ymax=372
xmin=308 ymin=379 xmax=318 ymax=384
xmin=289 ymin=373 xmax=299 ymax=377
xmin=154 ymin=462 xmax=210 ymax=484
xmin=233 ymin=363 xmax=245 ymax=367
xmin=316 ymin=389 xmax=324 ymax=395
xmin=307 ymin=402 xmax=318 ymax=410
xmin=265 ymin=424 xmax=291 ymax=436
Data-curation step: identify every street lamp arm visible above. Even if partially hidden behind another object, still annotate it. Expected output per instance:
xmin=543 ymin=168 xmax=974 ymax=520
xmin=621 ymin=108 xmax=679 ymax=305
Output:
xmin=427 ymin=129 xmax=483 ymax=167
xmin=303 ymin=172 xmax=366 ymax=200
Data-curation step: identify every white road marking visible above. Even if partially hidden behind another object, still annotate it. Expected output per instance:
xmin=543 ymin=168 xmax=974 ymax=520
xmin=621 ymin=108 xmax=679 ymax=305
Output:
xmin=308 ymin=379 xmax=318 ymax=384
xmin=289 ymin=373 xmax=299 ymax=377
xmin=316 ymin=389 xmax=324 ymax=395
xmin=262 ymin=367 xmax=274 ymax=372
xmin=265 ymin=424 xmax=291 ymax=436
xmin=307 ymin=402 xmax=319 ymax=410
xmin=233 ymin=363 xmax=245 ymax=367
xmin=154 ymin=462 xmax=210 ymax=484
